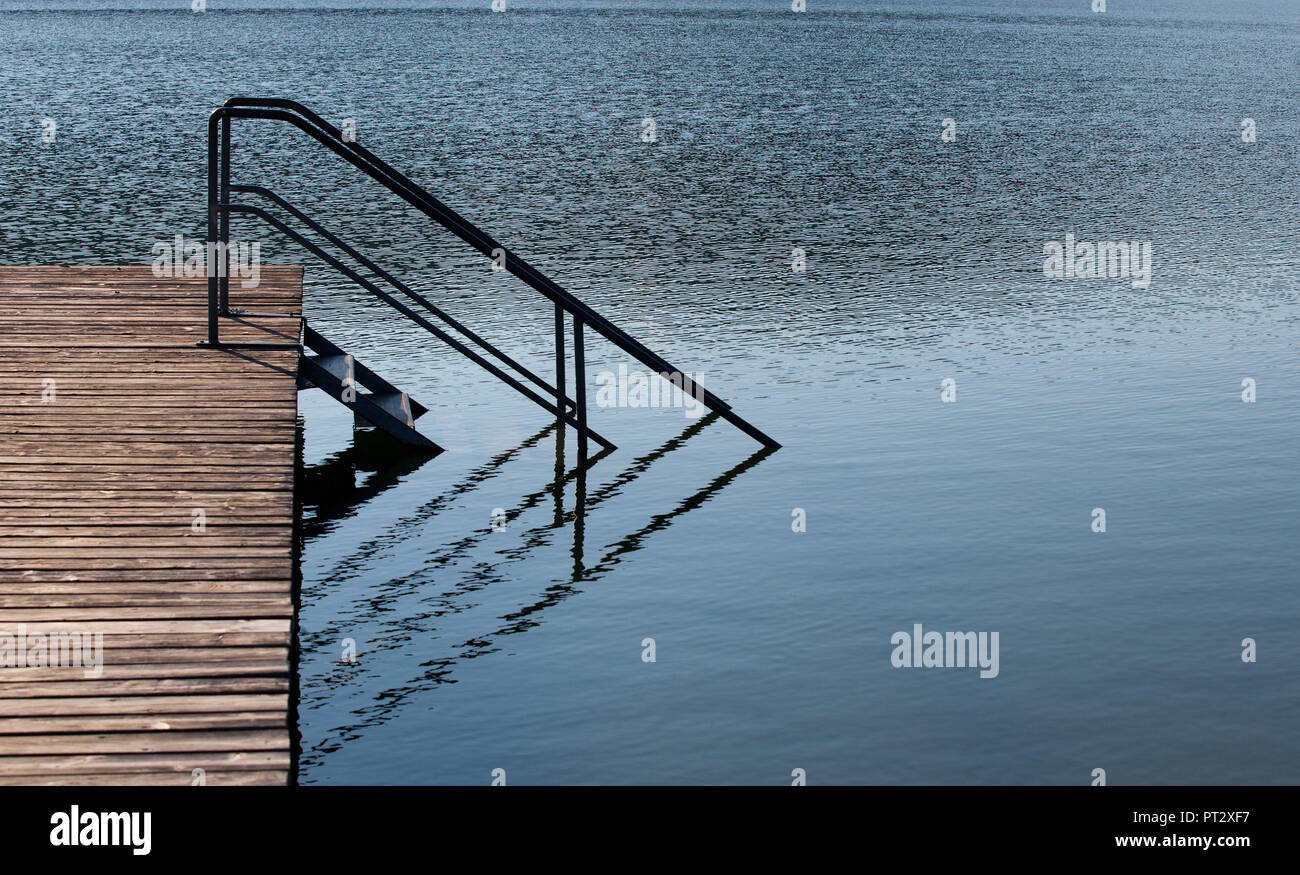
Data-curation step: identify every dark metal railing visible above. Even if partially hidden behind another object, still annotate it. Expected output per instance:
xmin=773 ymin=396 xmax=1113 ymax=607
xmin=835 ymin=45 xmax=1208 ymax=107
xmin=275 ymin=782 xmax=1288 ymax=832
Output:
xmin=202 ymin=97 xmax=780 ymax=455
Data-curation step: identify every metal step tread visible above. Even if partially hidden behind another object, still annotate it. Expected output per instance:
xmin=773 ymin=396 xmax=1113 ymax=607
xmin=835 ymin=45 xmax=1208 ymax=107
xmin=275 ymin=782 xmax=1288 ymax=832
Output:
xmin=298 ymin=336 xmax=440 ymax=452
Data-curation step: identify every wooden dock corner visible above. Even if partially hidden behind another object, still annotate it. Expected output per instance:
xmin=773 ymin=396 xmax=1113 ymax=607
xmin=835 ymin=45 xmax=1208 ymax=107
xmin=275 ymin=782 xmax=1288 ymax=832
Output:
xmin=0 ymin=265 xmax=303 ymax=786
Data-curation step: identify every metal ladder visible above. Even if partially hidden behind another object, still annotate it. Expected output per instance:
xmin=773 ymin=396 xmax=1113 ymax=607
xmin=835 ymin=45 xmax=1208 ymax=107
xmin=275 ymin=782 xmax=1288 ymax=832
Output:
xmin=199 ymin=97 xmax=780 ymax=458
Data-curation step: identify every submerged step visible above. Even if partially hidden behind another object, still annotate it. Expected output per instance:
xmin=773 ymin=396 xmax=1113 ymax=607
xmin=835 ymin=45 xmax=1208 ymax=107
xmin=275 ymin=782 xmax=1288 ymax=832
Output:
xmin=355 ymin=391 xmax=416 ymax=429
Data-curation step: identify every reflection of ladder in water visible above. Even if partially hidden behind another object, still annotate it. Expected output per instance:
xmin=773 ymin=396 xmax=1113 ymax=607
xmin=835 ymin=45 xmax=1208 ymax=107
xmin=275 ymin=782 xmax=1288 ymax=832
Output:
xmin=296 ymin=322 xmax=439 ymax=450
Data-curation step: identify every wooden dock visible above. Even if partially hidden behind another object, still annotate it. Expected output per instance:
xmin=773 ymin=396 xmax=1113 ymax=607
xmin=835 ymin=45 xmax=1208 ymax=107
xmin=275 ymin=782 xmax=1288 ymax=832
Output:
xmin=0 ymin=265 xmax=302 ymax=785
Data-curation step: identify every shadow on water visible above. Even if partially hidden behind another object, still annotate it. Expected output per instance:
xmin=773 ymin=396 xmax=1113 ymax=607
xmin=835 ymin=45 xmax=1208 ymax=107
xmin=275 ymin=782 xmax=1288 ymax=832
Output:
xmin=296 ymin=414 xmax=774 ymax=769
xmin=299 ymin=425 xmax=442 ymax=542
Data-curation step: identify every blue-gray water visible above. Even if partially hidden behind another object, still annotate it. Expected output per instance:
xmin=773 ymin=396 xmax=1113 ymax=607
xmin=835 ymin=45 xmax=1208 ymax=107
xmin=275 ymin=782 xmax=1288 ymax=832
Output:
xmin=3 ymin=0 xmax=1297 ymax=784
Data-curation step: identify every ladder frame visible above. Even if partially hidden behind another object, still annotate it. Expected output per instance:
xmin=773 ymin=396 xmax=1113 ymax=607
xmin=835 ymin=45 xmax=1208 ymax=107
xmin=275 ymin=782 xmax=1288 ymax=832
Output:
xmin=200 ymin=97 xmax=780 ymax=457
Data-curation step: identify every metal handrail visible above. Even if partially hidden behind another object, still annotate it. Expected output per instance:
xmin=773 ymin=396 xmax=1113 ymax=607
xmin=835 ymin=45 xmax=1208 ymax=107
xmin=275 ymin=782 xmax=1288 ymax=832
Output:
xmin=221 ymin=200 xmax=614 ymax=452
xmin=229 ymin=184 xmax=581 ymax=412
xmin=203 ymin=97 xmax=780 ymax=453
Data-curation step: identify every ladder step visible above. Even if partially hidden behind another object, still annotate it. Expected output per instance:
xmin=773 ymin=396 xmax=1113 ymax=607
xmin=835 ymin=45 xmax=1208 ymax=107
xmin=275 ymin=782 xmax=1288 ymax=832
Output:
xmin=302 ymin=324 xmax=428 ymax=419
xmin=356 ymin=391 xmax=415 ymax=429
xmin=312 ymin=353 xmax=353 ymax=380
xmin=298 ymin=351 xmax=440 ymax=451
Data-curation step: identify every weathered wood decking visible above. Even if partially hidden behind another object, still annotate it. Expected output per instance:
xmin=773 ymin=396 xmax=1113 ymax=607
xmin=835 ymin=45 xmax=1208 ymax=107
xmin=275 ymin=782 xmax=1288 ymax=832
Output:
xmin=0 ymin=265 xmax=302 ymax=785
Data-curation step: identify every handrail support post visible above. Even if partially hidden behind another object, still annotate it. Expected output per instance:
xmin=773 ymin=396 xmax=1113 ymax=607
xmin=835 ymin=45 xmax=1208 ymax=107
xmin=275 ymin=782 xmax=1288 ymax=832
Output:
xmin=205 ymin=110 xmax=220 ymax=346
xmin=219 ymin=112 xmax=232 ymax=313
xmin=554 ymin=303 xmax=565 ymax=413
xmin=573 ymin=314 xmax=587 ymax=462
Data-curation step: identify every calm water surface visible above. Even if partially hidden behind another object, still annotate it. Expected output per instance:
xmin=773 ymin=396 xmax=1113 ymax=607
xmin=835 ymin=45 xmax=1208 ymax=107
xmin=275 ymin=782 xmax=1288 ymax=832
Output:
xmin=2 ymin=0 xmax=1297 ymax=784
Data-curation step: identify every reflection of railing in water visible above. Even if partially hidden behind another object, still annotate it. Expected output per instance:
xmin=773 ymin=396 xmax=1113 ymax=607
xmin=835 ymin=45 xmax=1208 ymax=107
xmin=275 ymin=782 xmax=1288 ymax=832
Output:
xmin=296 ymin=417 xmax=772 ymax=771
xmin=298 ymin=420 xmax=558 ymax=544
xmin=302 ymin=414 xmax=712 ymax=632
xmin=489 ymin=440 xmax=775 ymax=639
xmin=301 ymin=421 xmax=566 ymax=587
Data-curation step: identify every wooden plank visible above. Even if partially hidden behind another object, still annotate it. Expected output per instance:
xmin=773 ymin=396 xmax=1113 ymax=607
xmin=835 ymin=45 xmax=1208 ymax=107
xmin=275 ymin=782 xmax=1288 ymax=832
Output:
xmin=0 ymin=267 xmax=300 ymax=786
xmin=0 ymin=712 xmax=283 ymax=733
xmin=0 ymin=604 xmax=292 ymax=621
xmin=0 ymin=620 xmax=289 ymax=634
xmin=0 ymin=714 xmax=287 ymax=735
xmin=0 ymin=633 xmax=286 ymax=648
xmin=0 ymin=535 xmax=289 ymax=548
xmin=0 ymin=490 xmax=291 ymax=503
xmin=0 ymin=569 xmax=289 ymax=582
xmin=0 ymin=518 xmax=288 ymax=527
xmin=0 ymin=527 xmax=292 ymax=537
xmin=0 ymin=473 xmax=292 ymax=486
xmin=0 ymin=559 xmax=293 ymax=570
xmin=0 ymin=694 xmax=288 ymax=717
xmin=0 ymin=730 xmax=287 ymax=756
xmin=0 ymin=678 xmax=289 ymax=698
xmin=0 ymin=645 xmax=286 ymax=661
xmin=0 ymin=751 xmax=289 ymax=776
xmin=0 ymin=582 xmax=291 ymax=595
xmin=0 ymin=661 xmax=289 ymax=682
xmin=0 ymin=770 xmax=288 ymax=786
xmin=0 ymin=409 xmax=296 ymax=418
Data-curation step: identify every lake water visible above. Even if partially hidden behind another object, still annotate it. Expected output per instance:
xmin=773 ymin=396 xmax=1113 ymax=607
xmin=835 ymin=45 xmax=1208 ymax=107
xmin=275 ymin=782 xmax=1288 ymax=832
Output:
xmin=3 ymin=0 xmax=1297 ymax=785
